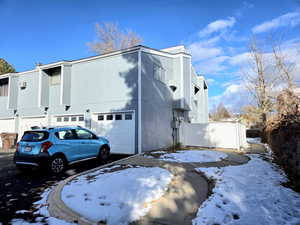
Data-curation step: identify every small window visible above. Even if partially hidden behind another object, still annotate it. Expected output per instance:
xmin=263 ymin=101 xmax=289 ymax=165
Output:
xmin=71 ymin=116 xmax=77 ymax=122
xmin=98 ymin=115 xmax=104 ymax=121
xmin=56 ymin=117 xmax=62 ymax=122
xmin=125 ymin=114 xmax=132 ymax=120
xmin=115 ymin=114 xmax=122 ymax=120
xmin=153 ymin=64 xmax=166 ymax=84
xmin=0 ymin=78 xmax=9 ymax=97
xmin=45 ymin=67 xmax=61 ymax=85
xmin=63 ymin=117 xmax=69 ymax=122
xmin=55 ymin=130 xmax=76 ymax=140
xmin=78 ymin=116 xmax=84 ymax=121
xmin=194 ymin=86 xmax=200 ymax=95
xmin=106 ymin=115 xmax=113 ymax=120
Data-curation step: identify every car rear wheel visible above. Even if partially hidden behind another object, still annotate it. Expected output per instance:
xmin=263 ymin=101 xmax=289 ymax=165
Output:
xmin=98 ymin=146 xmax=110 ymax=162
xmin=50 ymin=156 xmax=67 ymax=174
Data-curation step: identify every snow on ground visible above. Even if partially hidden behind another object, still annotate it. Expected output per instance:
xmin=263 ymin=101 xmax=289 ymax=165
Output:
xmin=193 ymin=155 xmax=300 ymax=225
xmin=157 ymin=150 xmax=227 ymax=163
xmin=10 ymin=188 xmax=75 ymax=225
xmin=247 ymin=137 xmax=262 ymax=144
xmin=61 ymin=166 xmax=173 ymax=225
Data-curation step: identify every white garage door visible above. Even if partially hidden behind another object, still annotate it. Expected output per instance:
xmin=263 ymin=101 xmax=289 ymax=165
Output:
xmin=19 ymin=116 xmax=48 ymax=139
xmin=52 ymin=114 xmax=85 ymax=127
xmin=0 ymin=118 xmax=15 ymax=148
xmin=91 ymin=112 xmax=135 ymax=154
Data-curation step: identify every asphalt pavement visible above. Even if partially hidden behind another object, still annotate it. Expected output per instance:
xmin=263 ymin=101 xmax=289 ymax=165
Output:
xmin=0 ymin=152 xmax=127 ymax=225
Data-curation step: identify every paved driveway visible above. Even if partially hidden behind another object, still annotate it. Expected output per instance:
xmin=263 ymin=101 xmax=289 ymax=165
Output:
xmin=0 ymin=153 xmax=127 ymax=224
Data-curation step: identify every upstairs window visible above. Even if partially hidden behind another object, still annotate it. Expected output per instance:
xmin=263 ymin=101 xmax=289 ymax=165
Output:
xmin=153 ymin=64 xmax=166 ymax=84
xmin=0 ymin=78 xmax=9 ymax=96
xmin=44 ymin=67 xmax=61 ymax=85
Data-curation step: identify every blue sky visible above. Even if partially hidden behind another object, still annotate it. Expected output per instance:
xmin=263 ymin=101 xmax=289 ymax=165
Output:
xmin=1 ymin=0 xmax=300 ymax=111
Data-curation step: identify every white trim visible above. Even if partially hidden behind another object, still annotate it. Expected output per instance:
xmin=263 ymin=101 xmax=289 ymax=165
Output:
xmin=38 ymin=68 xmax=42 ymax=108
xmin=6 ymin=76 xmax=11 ymax=109
xmin=69 ymin=157 xmax=97 ymax=165
xmin=92 ymin=110 xmax=135 ymax=115
xmin=71 ymin=48 xmax=140 ymax=65
xmin=180 ymin=55 xmax=184 ymax=108
xmin=52 ymin=113 xmax=84 ymax=117
xmin=141 ymin=48 xmax=191 ymax=59
xmin=138 ymin=49 xmax=142 ymax=154
xmin=15 ymin=162 xmax=39 ymax=166
xmin=0 ymin=117 xmax=15 ymax=120
xmin=20 ymin=115 xmax=46 ymax=119
xmin=16 ymin=69 xmax=38 ymax=76
xmin=60 ymin=65 xmax=64 ymax=105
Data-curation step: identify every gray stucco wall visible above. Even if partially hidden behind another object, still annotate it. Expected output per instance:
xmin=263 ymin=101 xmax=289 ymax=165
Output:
xmin=141 ymin=52 xmax=174 ymax=152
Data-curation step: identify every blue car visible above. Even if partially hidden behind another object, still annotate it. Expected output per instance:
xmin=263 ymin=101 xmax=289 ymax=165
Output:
xmin=13 ymin=126 xmax=110 ymax=174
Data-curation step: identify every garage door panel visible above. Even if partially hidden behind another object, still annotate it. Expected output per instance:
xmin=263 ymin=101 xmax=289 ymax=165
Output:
xmin=19 ymin=117 xmax=48 ymax=140
xmin=92 ymin=112 xmax=135 ymax=154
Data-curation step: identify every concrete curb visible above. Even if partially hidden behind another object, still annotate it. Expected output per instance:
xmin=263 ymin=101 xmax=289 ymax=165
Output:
xmin=47 ymin=149 xmax=251 ymax=225
xmin=48 ymin=154 xmax=139 ymax=225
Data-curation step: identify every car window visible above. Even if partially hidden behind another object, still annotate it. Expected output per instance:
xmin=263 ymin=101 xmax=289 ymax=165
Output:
xmin=55 ymin=129 xmax=77 ymax=140
xmin=75 ymin=129 xmax=94 ymax=139
xmin=21 ymin=131 xmax=49 ymax=142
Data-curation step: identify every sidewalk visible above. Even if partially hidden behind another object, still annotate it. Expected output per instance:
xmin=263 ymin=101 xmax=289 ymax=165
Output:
xmin=47 ymin=148 xmax=251 ymax=225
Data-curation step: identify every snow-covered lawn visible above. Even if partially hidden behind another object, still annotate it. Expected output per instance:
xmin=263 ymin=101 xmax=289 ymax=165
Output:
xmin=156 ymin=150 xmax=227 ymax=163
xmin=193 ymin=155 xmax=300 ymax=225
xmin=10 ymin=189 xmax=74 ymax=225
xmin=61 ymin=166 xmax=173 ymax=225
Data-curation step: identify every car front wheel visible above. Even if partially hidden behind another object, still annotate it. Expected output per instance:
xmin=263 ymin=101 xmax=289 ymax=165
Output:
xmin=98 ymin=146 xmax=110 ymax=162
xmin=50 ymin=156 xmax=67 ymax=174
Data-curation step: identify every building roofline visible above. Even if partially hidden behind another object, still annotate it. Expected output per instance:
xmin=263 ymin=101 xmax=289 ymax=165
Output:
xmin=0 ymin=45 xmax=191 ymax=77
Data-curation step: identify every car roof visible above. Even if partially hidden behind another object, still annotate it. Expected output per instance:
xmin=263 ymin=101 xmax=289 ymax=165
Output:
xmin=28 ymin=125 xmax=84 ymax=132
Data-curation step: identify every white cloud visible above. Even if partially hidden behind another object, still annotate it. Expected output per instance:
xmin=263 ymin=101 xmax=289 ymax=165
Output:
xmin=209 ymin=82 xmax=251 ymax=112
xmin=252 ymin=11 xmax=300 ymax=33
xmin=199 ymin=17 xmax=236 ymax=37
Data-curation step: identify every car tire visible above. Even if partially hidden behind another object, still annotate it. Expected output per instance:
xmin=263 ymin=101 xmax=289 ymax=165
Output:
xmin=49 ymin=155 xmax=67 ymax=174
xmin=98 ymin=146 xmax=110 ymax=162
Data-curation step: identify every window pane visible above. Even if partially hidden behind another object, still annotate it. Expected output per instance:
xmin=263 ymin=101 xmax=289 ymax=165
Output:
xmin=125 ymin=114 xmax=132 ymax=120
xmin=0 ymin=78 xmax=9 ymax=97
xmin=71 ymin=116 xmax=77 ymax=122
xmin=57 ymin=117 xmax=62 ymax=122
xmin=21 ymin=131 xmax=49 ymax=142
xmin=106 ymin=115 xmax=113 ymax=120
xmin=98 ymin=115 xmax=104 ymax=121
xmin=115 ymin=114 xmax=122 ymax=120
xmin=64 ymin=117 xmax=69 ymax=122
xmin=75 ymin=129 xmax=93 ymax=139
xmin=56 ymin=130 xmax=76 ymax=140
xmin=78 ymin=116 xmax=84 ymax=121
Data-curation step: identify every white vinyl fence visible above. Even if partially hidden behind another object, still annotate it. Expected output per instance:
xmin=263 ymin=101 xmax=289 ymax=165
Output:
xmin=180 ymin=122 xmax=247 ymax=150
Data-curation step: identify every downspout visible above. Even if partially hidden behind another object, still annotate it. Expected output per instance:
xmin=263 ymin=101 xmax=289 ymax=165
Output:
xmin=138 ymin=49 xmax=142 ymax=154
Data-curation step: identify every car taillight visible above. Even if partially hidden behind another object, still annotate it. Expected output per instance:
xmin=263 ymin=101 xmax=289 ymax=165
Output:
xmin=40 ymin=141 xmax=53 ymax=153
xmin=16 ymin=142 xmax=20 ymax=152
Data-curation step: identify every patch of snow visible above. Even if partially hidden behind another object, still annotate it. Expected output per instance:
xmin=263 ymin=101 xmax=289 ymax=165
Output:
xmin=62 ymin=166 xmax=173 ymax=225
xmin=150 ymin=151 xmax=166 ymax=154
xmin=158 ymin=150 xmax=227 ymax=163
xmin=10 ymin=188 xmax=75 ymax=225
xmin=15 ymin=210 xmax=30 ymax=214
xmin=247 ymin=137 xmax=262 ymax=144
xmin=193 ymin=155 xmax=300 ymax=225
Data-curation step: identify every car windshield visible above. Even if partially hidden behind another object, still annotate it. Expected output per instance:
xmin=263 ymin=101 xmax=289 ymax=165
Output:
xmin=21 ymin=131 xmax=49 ymax=142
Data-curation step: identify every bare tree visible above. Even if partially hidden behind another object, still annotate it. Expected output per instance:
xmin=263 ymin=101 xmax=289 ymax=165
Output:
xmin=210 ymin=103 xmax=231 ymax=121
xmin=242 ymin=37 xmax=278 ymax=129
xmin=87 ymin=22 xmax=142 ymax=55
